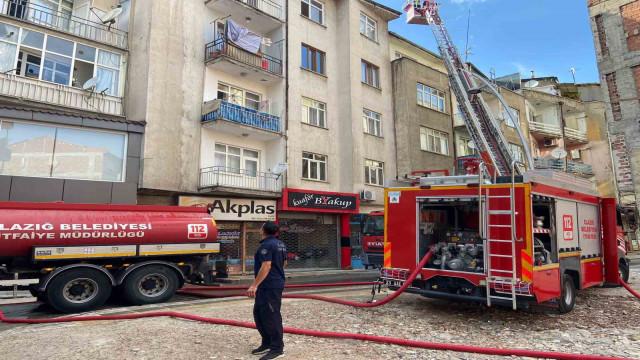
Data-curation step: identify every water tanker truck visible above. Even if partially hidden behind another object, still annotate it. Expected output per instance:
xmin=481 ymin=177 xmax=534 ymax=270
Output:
xmin=0 ymin=201 xmax=219 ymax=313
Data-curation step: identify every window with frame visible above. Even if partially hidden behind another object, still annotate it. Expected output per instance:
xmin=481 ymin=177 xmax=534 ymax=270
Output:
xmin=365 ymin=159 xmax=384 ymax=186
xmin=363 ymin=109 xmax=381 ymax=137
xmin=571 ymin=149 xmax=582 ymax=160
xmin=360 ymin=13 xmax=377 ymax=41
xmin=302 ymin=97 xmax=326 ymax=128
xmin=301 ymin=0 xmax=324 ymax=24
xmin=505 ymin=107 xmax=520 ymax=127
xmin=214 ymin=144 xmax=260 ymax=176
xmin=0 ymin=119 xmax=126 ymax=181
xmin=217 ymin=83 xmax=261 ymax=111
xmin=302 ymin=152 xmax=327 ymax=181
xmin=458 ymin=137 xmax=476 ymax=156
xmin=0 ymin=22 xmax=123 ymax=96
xmin=361 ymin=60 xmax=379 ymax=88
xmin=420 ymin=127 xmax=449 ymax=155
xmin=509 ymin=143 xmax=525 ymax=163
xmin=301 ymin=44 xmax=325 ymax=75
xmin=417 ymin=83 xmax=445 ymax=112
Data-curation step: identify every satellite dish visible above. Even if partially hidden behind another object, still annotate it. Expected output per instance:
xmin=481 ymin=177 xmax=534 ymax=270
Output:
xmin=101 ymin=7 xmax=122 ymax=24
xmin=523 ymin=80 xmax=539 ymax=89
xmin=467 ymin=141 xmax=476 ymax=149
xmin=82 ymin=76 xmax=100 ymax=91
xmin=551 ymin=148 xmax=568 ymax=159
xmin=271 ymin=162 xmax=288 ymax=176
xmin=100 ymin=6 xmax=122 ymax=31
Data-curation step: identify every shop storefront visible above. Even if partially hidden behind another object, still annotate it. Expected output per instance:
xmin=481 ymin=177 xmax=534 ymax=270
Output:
xmin=179 ymin=196 xmax=276 ymax=274
xmin=277 ymin=189 xmax=359 ymax=270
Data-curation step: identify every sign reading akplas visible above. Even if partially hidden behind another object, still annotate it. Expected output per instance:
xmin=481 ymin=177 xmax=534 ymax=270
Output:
xmin=179 ymin=196 xmax=276 ymax=221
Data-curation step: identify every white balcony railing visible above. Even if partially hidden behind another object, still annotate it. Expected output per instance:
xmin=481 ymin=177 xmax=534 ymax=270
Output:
xmin=528 ymin=121 xmax=562 ymax=136
xmin=0 ymin=73 xmax=123 ymax=116
xmin=564 ymin=127 xmax=587 ymax=143
xmin=237 ymin=0 xmax=284 ymax=20
xmin=0 ymin=0 xmax=128 ymax=48
xmin=199 ymin=166 xmax=282 ymax=193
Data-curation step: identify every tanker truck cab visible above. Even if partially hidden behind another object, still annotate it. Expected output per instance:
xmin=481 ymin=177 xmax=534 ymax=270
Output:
xmin=382 ymin=170 xmax=626 ymax=313
xmin=0 ymin=202 xmax=220 ymax=313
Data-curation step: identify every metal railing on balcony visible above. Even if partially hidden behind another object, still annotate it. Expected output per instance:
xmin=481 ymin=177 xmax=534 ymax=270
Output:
xmin=0 ymin=0 xmax=128 ymax=48
xmin=564 ymin=127 xmax=587 ymax=142
xmin=533 ymin=157 xmax=594 ymax=177
xmin=0 ymin=73 xmax=123 ymax=115
xmin=205 ymin=37 xmax=282 ymax=76
xmin=199 ymin=166 xmax=282 ymax=192
xmin=236 ymin=0 xmax=284 ymax=20
xmin=567 ymin=161 xmax=594 ymax=176
xmin=202 ymin=100 xmax=280 ymax=133
xmin=528 ymin=121 xmax=562 ymax=136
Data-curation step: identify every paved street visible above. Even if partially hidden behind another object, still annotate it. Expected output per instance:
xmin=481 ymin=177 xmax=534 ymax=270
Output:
xmin=1 ymin=268 xmax=639 ymax=360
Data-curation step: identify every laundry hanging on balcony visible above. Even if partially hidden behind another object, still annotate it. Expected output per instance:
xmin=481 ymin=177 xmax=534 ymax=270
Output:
xmin=226 ymin=19 xmax=262 ymax=54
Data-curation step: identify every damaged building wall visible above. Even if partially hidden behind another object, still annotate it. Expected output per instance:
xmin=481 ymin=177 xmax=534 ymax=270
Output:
xmin=588 ymin=0 xmax=640 ymax=208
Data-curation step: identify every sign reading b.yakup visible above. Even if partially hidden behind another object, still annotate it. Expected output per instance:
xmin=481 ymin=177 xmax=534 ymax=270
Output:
xmin=287 ymin=191 xmax=357 ymax=211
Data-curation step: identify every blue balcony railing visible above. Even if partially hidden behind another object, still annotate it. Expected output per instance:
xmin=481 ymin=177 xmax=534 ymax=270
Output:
xmin=202 ymin=100 xmax=280 ymax=132
xmin=534 ymin=157 xmax=594 ymax=176
xmin=567 ymin=162 xmax=595 ymax=176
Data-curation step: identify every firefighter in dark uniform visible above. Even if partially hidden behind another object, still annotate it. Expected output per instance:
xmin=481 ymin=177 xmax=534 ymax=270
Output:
xmin=247 ymin=221 xmax=287 ymax=360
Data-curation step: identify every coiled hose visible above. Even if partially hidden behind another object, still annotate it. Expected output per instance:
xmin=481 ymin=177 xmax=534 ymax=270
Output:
xmin=0 ymin=250 xmax=637 ymax=360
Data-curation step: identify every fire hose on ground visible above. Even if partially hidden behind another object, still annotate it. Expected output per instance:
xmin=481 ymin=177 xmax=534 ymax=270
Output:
xmin=1 ymin=250 xmax=639 ymax=360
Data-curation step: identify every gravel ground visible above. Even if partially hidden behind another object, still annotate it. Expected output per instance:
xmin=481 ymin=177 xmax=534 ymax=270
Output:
xmin=1 ymin=269 xmax=639 ymax=360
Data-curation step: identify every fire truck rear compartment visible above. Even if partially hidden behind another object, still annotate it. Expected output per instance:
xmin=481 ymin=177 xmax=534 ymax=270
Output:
xmin=418 ymin=198 xmax=484 ymax=274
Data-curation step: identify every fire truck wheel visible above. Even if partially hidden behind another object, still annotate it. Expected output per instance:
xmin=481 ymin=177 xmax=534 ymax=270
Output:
xmin=558 ymin=274 xmax=576 ymax=314
xmin=45 ymin=268 xmax=112 ymax=313
xmin=619 ymin=261 xmax=630 ymax=284
xmin=121 ymin=265 xmax=179 ymax=305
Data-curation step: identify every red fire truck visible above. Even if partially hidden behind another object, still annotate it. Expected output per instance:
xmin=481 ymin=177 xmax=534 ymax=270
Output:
xmin=381 ymin=170 xmax=627 ymax=313
xmin=0 ymin=202 xmax=219 ymax=313
xmin=362 ymin=211 xmax=384 ymax=269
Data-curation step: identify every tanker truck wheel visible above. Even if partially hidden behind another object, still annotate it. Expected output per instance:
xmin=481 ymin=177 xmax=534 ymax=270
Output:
xmin=46 ymin=268 xmax=112 ymax=313
xmin=121 ymin=265 xmax=179 ymax=305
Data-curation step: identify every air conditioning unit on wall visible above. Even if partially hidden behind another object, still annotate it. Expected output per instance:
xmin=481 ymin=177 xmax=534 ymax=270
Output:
xmin=360 ymin=190 xmax=376 ymax=202
xmin=544 ymin=138 xmax=558 ymax=147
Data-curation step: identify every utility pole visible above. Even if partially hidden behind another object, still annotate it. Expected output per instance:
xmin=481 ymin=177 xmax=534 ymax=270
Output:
xmin=558 ymin=101 xmax=568 ymax=172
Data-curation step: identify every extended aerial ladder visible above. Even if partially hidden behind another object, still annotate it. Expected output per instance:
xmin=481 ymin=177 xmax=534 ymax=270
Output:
xmin=403 ymin=1 xmax=536 ymax=309
xmin=403 ymin=0 xmax=533 ymax=177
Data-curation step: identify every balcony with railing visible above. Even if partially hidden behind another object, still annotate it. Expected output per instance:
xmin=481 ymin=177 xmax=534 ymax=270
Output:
xmin=235 ymin=0 xmax=283 ymax=21
xmin=205 ymin=37 xmax=283 ymax=80
xmin=0 ymin=72 xmax=122 ymax=116
xmin=206 ymin=0 xmax=284 ymax=31
xmin=0 ymin=0 xmax=128 ymax=48
xmin=528 ymin=120 xmax=562 ymax=138
xmin=199 ymin=166 xmax=282 ymax=194
xmin=202 ymin=99 xmax=280 ymax=138
xmin=564 ymin=127 xmax=587 ymax=144
xmin=533 ymin=157 xmax=594 ymax=177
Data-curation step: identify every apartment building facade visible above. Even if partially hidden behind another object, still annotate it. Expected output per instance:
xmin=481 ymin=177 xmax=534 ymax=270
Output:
xmin=388 ymin=32 xmax=455 ymax=178
xmin=0 ymin=0 xmax=139 ymax=204
xmin=588 ymin=0 xmax=640 ymax=249
xmin=281 ymin=0 xmax=400 ymax=268
xmin=128 ymin=0 xmax=286 ymax=274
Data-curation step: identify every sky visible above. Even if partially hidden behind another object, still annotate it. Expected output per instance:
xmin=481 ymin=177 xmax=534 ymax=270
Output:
xmin=377 ymin=0 xmax=599 ymax=84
